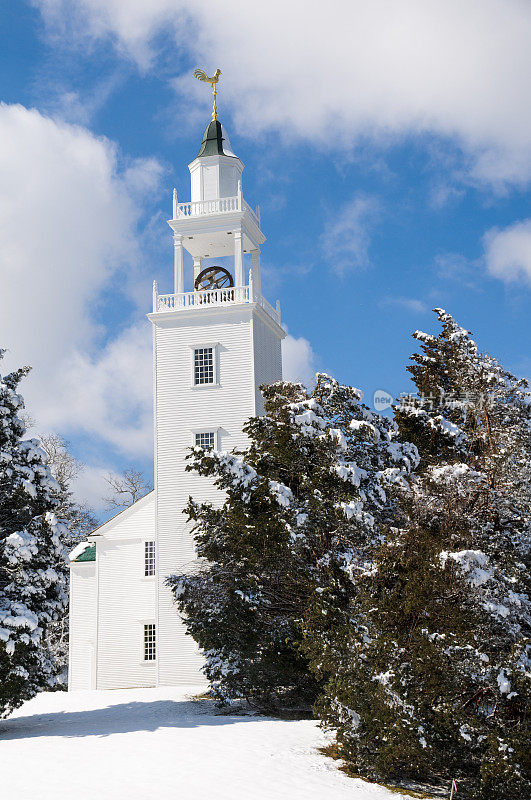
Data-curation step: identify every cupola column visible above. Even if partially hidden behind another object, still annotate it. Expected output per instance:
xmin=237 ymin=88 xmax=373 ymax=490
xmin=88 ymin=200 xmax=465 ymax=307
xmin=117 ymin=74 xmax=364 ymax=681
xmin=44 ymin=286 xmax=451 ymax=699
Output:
xmin=174 ymin=233 xmax=184 ymax=294
xmin=234 ymin=229 xmax=244 ymax=287
xmin=251 ymin=249 xmax=261 ymax=298
xmin=193 ymin=257 xmax=203 ymax=286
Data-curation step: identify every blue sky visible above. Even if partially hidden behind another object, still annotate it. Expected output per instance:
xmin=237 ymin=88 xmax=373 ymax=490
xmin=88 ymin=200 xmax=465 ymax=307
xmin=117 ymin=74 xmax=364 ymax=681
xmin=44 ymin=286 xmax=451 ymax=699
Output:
xmin=0 ymin=1 xmax=530 ymax=514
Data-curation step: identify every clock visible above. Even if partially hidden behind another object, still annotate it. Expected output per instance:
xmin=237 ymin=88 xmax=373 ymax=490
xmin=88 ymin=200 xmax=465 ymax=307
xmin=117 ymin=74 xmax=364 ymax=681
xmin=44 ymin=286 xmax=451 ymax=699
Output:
xmin=194 ymin=266 xmax=234 ymax=291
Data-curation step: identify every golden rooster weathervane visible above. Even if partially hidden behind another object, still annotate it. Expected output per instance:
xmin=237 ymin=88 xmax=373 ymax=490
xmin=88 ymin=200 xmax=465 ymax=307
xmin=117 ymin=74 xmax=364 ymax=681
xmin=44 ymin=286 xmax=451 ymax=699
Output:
xmin=194 ymin=67 xmax=222 ymax=121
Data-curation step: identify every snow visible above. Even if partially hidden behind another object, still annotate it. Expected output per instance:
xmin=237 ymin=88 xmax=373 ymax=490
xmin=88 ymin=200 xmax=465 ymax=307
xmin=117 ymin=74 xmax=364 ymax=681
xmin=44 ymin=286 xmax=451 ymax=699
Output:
xmin=269 ymin=479 xmax=294 ymax=508
xmin=334 ymin=462 xmax=366 ymax=486
xmin=459 ymin=724 xmax=472 ymax=742
xmin=349 ymin=419 xmax=380 ymax=440
xmin=373 ymin=670 xmax=393 ymax=686
xmin=428 ymin=416 xmax=464 ymax=440
xmin=329 ymin=427 xmax=348 ymax=450
xmin=497 ymin=669 xmax=511 ymax=695
xmin=292 ymin=408 xmax=327 ymax=436
xmin=439 ymin=549 xmax=493 ymax=587
xmin=69 ymin=540 xmax=93 ymax=561
xmin=4 ymin=529 xmax=39 ymax=562
xmin=340 ymin=499 xmax=375 ymax=527
xmin=0 ymin=687 xmax=415 ymax=800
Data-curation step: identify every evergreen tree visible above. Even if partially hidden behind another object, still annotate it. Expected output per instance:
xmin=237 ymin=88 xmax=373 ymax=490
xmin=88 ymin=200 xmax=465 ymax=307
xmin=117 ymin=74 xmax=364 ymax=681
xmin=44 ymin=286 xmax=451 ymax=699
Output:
xmin=323 ymin=310 xmax=530 ymax=799
xmin=0 ymin=352 xmax=69 ymax=717
xmin=169 ymin=376 xmax=416 ymax=713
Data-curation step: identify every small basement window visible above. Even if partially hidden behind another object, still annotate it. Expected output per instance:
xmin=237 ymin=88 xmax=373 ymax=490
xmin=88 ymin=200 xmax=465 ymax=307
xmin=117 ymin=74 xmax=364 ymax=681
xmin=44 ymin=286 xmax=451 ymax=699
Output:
xmin=143 ymin=624 xmax=156 ymax=661
xmin=194 ymin=347 xmax=214 ymax=385
xmin=195 ymin=431 xmax=215 ymax=450
xmin=144 ymin=541 xmax=155 ymax=577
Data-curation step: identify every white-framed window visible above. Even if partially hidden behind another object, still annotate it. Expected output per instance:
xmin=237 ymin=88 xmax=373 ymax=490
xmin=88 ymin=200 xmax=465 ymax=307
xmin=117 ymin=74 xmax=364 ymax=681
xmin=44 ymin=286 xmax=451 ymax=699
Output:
xmin=189 ymin=342 xmax=219 ymax=388
xmin=195 ymin=431 xmax=216 ymax=450
xmin=194 ymin=347 xmax=214 ymax=385
xmin=143 ymin=623 xmax=156 ymax=661
xmin=144 ymin=541 xmax=155 ymax=577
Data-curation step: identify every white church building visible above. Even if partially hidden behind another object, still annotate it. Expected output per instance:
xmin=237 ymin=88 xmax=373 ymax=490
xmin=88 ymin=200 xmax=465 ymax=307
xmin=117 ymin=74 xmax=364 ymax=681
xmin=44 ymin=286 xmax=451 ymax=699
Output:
xmin=68 ymin=114 xmax=285 ymax=690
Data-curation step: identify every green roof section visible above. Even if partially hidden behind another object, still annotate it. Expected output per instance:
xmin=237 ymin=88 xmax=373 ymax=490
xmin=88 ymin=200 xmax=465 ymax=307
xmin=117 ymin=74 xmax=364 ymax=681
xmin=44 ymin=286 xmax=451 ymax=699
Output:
xmin=74 ymin=544 xmax=96 ymax=563
xmin=196 ymin=119 xmax=236 ymax=158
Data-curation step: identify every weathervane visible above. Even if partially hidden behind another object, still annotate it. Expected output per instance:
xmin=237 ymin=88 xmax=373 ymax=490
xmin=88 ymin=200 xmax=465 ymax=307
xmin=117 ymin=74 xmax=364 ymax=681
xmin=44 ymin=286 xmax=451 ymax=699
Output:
xmin=194 ymin=68 xmax=222 ymax=121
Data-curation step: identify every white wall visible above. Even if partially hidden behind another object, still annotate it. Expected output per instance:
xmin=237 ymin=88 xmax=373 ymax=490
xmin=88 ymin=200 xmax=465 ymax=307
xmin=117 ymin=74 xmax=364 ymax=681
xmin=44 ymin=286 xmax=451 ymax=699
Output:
xmin=95 ymin=492 xmax=157 ymax=689
xmin=252 ymin=313 xmax=283 ymax=414
xmin=189 ymin=155 xmax=243 ymax=202
xmin=69 ymin=563 xmax=97 ymax=690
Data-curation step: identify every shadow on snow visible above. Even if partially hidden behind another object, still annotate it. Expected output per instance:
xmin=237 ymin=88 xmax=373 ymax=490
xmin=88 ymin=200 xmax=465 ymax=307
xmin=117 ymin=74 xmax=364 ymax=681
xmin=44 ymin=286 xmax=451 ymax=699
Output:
xmin=0 ymin=697 xmax=270 ymax=740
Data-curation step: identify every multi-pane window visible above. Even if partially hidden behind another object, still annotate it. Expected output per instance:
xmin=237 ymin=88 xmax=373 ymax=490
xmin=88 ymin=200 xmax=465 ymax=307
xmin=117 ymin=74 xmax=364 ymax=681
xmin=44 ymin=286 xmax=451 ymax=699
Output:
xmin=143 ymin=624 xmax=156 ymax=661
xmin=194 ymin=347 xmax=214 ymax=385
xmin=144 ymin=541 xmax=155 ymax=577
xmin=195 ymin=431 xmax=215 ymax=450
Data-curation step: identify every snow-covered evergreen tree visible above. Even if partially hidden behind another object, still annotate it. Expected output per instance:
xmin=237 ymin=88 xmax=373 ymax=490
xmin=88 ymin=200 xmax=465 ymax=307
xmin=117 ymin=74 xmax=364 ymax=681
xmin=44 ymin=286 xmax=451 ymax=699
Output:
xmin=0 ymin=352 xmax=69 ymax=717
xmin=169 ymin=375 xmax=417 ymax=712
xmin=324 ymin=310 xmax=530 ymax=799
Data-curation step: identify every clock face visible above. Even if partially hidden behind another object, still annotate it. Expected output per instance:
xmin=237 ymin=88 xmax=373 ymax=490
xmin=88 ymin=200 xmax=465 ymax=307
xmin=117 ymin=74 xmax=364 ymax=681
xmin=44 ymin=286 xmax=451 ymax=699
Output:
xmin=195 ymin=266 xmax=234 ymax=291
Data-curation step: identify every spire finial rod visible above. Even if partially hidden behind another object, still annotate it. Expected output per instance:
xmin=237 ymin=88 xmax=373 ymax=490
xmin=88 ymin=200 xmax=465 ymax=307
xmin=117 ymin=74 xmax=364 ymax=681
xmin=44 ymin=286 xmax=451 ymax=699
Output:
xmin=194 ymin=68 xmax=222 ymax=121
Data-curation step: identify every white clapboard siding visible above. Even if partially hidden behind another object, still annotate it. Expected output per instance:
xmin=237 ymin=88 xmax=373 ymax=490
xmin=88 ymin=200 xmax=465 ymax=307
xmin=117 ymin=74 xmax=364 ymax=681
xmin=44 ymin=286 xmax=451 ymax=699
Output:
xmin=95 ymin=492 xmax=157 ymax=689
xmin=69 ymin=562 xmax=97 ymax=690
xmin=92 ymin=491 xmax=155 ymax=542
xmin=252 ymin=312 xmax=283 ymax=414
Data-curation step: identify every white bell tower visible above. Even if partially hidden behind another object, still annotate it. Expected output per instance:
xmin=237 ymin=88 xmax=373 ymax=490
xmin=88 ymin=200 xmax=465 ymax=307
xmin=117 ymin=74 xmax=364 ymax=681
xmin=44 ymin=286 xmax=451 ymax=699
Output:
xmin=148 ymin=116 xmax=285 ymax=685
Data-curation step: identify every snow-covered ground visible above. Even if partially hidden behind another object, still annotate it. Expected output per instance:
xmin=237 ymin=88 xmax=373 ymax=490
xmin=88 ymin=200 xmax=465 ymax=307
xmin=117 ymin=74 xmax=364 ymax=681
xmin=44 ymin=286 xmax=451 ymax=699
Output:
xmin=0 ymin=686 xmax=416 ymax=800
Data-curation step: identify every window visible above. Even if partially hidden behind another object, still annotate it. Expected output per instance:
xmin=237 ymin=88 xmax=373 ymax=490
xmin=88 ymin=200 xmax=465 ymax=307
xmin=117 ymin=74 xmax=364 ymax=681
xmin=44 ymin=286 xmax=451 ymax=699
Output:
xmin=195 ymin=431 xmax=215 ymax=450
xmin=144 ymin=541 xmax=155 ymax=577
xmin=194 ymin=347 xmax=214 ymax=385
xmin=143 ymin=624 xmax=156 ymax=661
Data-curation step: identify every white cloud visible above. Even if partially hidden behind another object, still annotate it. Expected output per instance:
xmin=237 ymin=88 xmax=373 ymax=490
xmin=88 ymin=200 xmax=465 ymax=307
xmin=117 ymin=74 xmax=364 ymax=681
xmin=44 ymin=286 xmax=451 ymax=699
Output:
xmin=483 ymin=219 xmax=531 ymax=285
xmin=40 ymin=323 xmax=154 ymax=457
xmin=282 ymin=334 xmax=318 ymax=388
xmin=35 ymin=0 xmax=531 ymax=187
xmin=434 ymin=252 xmax=481 ymax=290
xmin=381 ymin=297 xmax=428 ymax=314
xmin=320 ymin=195 xmax=380 ymax=273
xmin=0 ymin=103 xmax=161 ymax=457
xmin=45 ymin=72 xmax=126 ymax=127
xmin=71 ymin=465 xmax=117 ymax=512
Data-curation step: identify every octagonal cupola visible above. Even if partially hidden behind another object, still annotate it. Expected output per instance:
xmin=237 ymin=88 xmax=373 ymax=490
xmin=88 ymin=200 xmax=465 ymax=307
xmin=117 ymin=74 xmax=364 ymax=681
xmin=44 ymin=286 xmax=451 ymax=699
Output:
xmin=189 ymin=118 xmax=244 ymax=202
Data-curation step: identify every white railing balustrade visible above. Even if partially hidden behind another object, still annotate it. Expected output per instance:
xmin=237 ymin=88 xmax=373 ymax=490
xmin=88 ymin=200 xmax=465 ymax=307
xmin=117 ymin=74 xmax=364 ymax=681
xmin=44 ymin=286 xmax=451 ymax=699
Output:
xmin=256 ymin=294 xmax=281 ymax=323
xmin=153 ymin=283 xmax=281 ymax=325
xmin=157 ymin=285 xmax=250 ymax=312
xmin=175 ymin=196 xmax=239 ymax=217
xmin=241 ymin=199 xmax=260 ymax=228
xmin=174 ymin=195 xmax=260 ymax=228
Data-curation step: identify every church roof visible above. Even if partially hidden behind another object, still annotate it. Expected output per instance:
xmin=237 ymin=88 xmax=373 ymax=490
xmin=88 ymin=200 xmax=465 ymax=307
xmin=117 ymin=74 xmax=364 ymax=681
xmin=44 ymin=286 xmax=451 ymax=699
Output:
xmin=196 ymin=119 xmax=237 ymax=158
xmin=73 ymin=544 xmax=96 ymax=563
xmin=88 ymin=490 xmax=155 ymax=538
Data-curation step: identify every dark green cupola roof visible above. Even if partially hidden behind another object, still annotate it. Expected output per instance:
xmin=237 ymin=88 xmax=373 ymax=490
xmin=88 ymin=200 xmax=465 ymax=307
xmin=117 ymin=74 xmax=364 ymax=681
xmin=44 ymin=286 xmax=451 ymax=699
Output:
xmin=196 ymin=119 xmax=237 ymax=158
xmin=74 ymin=544 xmax=96 ymax=563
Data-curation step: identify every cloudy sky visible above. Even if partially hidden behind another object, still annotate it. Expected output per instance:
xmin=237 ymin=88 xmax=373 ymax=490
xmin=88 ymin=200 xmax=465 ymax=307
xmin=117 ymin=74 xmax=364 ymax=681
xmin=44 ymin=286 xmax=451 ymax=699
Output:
xmin=0 ymin=1 xmax=530 ymax=513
